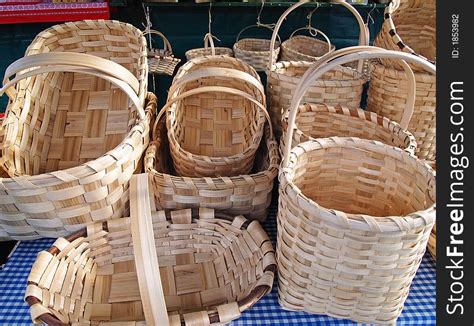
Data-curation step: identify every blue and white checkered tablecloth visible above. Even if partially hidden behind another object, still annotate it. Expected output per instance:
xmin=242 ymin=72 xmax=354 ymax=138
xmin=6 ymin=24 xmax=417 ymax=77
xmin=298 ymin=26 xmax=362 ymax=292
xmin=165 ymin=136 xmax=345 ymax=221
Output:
xmin=0 ymin=207 xmax=436 ymax=326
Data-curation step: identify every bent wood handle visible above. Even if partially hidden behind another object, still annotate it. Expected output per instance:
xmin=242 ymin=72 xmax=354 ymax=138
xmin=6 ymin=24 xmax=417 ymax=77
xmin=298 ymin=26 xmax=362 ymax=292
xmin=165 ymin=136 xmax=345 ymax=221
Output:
xmin=282 ymin=47 xmax=436 ymax=168
xmin=289 ymin=27 xmax=333 ymax=55
xmin=204 ymin=32 xmax=216 ymax=55
xmin=143 ymin=29 xmax=174 ymax=54
xmin=130 ymin=174 xmax=170 ymax=326
xmin=0 ymin=52 xmax=146 ymax=120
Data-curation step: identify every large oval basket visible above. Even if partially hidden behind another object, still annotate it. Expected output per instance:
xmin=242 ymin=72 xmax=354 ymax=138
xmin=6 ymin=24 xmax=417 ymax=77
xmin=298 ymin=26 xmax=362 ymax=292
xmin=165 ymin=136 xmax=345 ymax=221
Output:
xmin=277 ymin=48 xmax=436 ymax=324
xmin=25 ymin=174 xmax=276 ymax=325
xmin=145 ymin=116 xmax=279 ymax=222
xmin=165 ymin=56 xmax=267 ymax=177
xmin=0 ymin=20 xmax=150 ymax=241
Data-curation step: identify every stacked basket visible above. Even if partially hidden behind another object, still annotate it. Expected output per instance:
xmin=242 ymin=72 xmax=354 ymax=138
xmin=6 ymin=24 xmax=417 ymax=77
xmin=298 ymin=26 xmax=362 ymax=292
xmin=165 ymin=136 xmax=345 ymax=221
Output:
xmin=146 ymin=55 xmax=279 ymax=221
xmin=276 ymin=47 xmax=436 ymax=324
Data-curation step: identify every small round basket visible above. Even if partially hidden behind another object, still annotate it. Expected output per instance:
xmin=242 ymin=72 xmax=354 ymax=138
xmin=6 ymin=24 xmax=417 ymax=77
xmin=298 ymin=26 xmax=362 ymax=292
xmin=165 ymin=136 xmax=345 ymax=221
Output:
xmin=280 ymin=27 xmax=335 ymax=62
xmin=233 ymin=24 xmax=280 ymax=72
xmin=25 ymin=174 xmax=276 ymax=325
xmin=143 ymin=29 xmax=181 ymax=75
xmin=185 ymin=33 xmax=233 ymax=61
xmin=374 ymin=0 xmax=435 ymax=72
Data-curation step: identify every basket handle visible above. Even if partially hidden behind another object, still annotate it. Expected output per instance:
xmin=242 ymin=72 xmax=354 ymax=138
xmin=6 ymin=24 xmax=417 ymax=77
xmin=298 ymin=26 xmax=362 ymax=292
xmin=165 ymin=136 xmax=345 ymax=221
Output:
xmin=167 ymin=67 xmax=266 ymax=104
xmin=0 ymin=52 xmax=146 ymax=120
xmin=143 ymin=29 xmax=174 ymax=55
xmin=203 ymin=32 xmax=217 ymax=55
xmin=282 ymin=47 xmax=436 ymax=168
xmin=236 ymin=24 xmax=281 ymax=45
xmin=154 ymin=85 xmax=273 ymax=140
xmin=289 ymin=27 xmax=333 ymax=54
xmin=268 ymin=0 xmax=368 ymax=71
xmin=129 ymin=173 xmax=170 ymax=326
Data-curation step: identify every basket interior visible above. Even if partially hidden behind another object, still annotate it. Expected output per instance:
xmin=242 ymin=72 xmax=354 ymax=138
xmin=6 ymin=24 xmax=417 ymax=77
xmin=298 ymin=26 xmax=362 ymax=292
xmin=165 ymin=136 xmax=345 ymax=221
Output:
xmin=172 ymin=59 xmax=264 ymax=157
xmin=290 ymin=142 xmax=434 ymax=217
xmin=3 ymin=21 xmax=145 ymax=175
xmin=35 ymin=214 xmax=270 ymax=323
xmin=284 ymin=36 xmax=333 ymax=58
xmin=291 ymin=104 xmax=412 ymax=150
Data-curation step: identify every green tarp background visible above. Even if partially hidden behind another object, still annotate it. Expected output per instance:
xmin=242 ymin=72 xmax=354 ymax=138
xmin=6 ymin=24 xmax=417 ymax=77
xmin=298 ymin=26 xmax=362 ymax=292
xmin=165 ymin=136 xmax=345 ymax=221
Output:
xmin=0 ymin=2 xmax=384 ymax=110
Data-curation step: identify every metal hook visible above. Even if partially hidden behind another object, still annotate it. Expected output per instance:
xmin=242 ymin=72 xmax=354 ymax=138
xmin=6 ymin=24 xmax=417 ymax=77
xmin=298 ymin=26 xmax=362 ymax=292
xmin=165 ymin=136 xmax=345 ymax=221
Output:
xmin=366 ymin=3 xmax=376 ymax=25
xmin=257 ymin=0 xmax=265 ymax=26
xmin=208 ymin=3 xmax=213 ymax=35
xmin=306 ymin=3 xmax=320 ymax=28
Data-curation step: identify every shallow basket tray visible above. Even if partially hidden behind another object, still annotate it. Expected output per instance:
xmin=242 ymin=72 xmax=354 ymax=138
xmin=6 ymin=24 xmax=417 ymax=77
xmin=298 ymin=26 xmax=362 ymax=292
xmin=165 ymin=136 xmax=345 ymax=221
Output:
xmin=25 ymin=174 xmax=276 ymax=325
xmin=0 ymin=20 xmax=150 ymax=241
xmin=144 ymin=29 xmax=181 ymax=76
xmin=145 ymin=116 xmax=279 ymax=222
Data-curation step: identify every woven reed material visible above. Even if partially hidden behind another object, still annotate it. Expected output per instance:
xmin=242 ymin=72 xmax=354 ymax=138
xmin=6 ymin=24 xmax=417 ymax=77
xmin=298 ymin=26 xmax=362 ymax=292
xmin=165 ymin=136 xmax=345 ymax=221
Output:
xmin=0 ymin=20 xmax=151 ymax=241
xmin=277 ymin=137 xmax=436 ymax=324
xmin=166 ymin=56 xmax=266 ymax=177
xmin=145 ymin=30 xmax=181 ymax=76
xmin=25 ymin=204 xmax=276 ymax=325
xmin=267 ymin=61 xmax=364 ymax=137
xmin=280 ymin=35 xmax=334 ymax=62
xmin=280 ymin=103 xmax=417 ymax=155
xmin=145 ymin=116 xmax=279 ymax=222
xmin=233 ymin=38 xmax=280 ymax=72
xmin=185 ymin=47 xmax=234 ymax=61
xmin=374 ymin=0 xmax=435 ymax=72
xmin=367 ymin=62 xmax=436 ymax=161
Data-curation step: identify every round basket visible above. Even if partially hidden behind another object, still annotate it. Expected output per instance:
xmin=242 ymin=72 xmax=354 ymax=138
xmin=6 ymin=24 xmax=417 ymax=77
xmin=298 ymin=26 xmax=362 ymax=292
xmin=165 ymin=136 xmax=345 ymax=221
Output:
xmin=280 ymin=27 xmax=335 ymax=62
xmin=0 ymin=20 xmax=151 ymax=241
xmin=25 ymin=174 xmax=276 ymax=325
xmin=266 ymin=0 xmax=368 ymax=138
xmin=185 ymin=33 xmax=233 ymax=61
xmin=145 ymin=116 xmax=279 ymax=222
xmin=277 ymin=48 xmax=436 ymax=324
xmin=374 ymin=0 xmax=435 ymax=72
xmin=143 ymin=29 xmax=181 ymax=76
xmin=281 ymin=103 xmax=417 ymax=156
xmin=233 ymin=24 xmax=281 ymax=72
xmin=164 ymin=57 xmax=268 ymax=178
xmin=367 ymin=61 xmax=436 ymax=162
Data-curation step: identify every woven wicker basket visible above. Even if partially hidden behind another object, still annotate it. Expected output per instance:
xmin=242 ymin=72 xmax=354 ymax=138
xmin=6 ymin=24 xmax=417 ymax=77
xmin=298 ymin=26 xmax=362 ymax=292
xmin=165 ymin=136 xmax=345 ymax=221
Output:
xmin=277 ymin=47 xmax=436 ymax=324
xmin=25 ymin=174 xmax=276 ymax=325
xmin=233 ymin=24 xmax=280 ymax=72
xmin=280 ymin=27 xmax=335 ymax=62
xmin=143 ymin=29 xmax=181 ymax=76
xmin=266 ymin=0 xmax=368 ymax=138
xmin=185 ymin=33 xmax=233 ymax=61
xmin=0 ymin=20 xmax=151 ymax=241
xmin=374 ymin=0 xmax=435 ymax=72
xmin=164 ymin=57 xmax=268 ymax=177
xmin=145 ymin=115 xmax=279 ymax=222
xmin=367 ymin=61 xmax=436 ymax=163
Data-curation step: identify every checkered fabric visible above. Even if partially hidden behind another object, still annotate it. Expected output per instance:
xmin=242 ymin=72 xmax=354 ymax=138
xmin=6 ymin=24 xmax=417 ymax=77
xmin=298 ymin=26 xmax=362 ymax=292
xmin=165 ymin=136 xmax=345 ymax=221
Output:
xmin=0 ymin=203 xmax=435 ymax=325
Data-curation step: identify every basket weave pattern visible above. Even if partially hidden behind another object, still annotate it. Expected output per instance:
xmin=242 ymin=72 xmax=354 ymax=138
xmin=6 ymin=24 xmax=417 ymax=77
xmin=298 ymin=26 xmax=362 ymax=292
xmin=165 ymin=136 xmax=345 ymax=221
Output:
xmin=367 ymin=62 xmax=436 ymax=161
xmin=277 ymin=137 xmax=435 ymax=324
xmin=0 ymin=20 xmax=150 ymax=241
xmin=280 ymin=35 xmax=334 ymax=62
xmin=233 ymin=38 xmax=280 ymax=72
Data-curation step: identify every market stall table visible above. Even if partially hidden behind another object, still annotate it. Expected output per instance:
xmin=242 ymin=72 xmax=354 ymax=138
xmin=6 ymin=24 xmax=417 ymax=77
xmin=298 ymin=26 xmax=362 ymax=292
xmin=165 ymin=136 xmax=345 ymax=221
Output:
xmin=0 ymin=205 xmax=435 ymax=325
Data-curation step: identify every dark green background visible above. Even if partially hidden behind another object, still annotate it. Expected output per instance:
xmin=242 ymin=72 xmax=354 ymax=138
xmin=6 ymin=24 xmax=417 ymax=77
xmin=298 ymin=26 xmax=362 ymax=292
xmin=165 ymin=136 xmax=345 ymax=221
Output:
xmin=0 ymin=2 xmax=384 ymax=110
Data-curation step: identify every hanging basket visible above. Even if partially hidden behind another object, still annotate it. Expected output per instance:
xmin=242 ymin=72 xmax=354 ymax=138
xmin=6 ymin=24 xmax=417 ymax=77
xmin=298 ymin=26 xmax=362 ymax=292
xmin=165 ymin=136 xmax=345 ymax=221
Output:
xmin=266 ymin=0 xmax=368 ymax=138
xmin=374 ymin=0 xmax=435 ymax=72
xmin=145 ymin=116 xmax=279 ymax=222
xmin=185 ymin=33 xmax=233 ymax=61
xmin=0 ymin=20 xmax=151 ymax=241
xmin=143 ymin=29 xmax=181 ymax=76
xmin=233 ymin=24 xmax=281 ymax=72
xmin=164 ymin=58 xmax=268 ymax=177
xmin=25 ymin=174 xmax=276 ymax=325
xmin=277 ymin=48 xmax=436 ymax=324
xmin=280 ymin=27 xmax=335 ymax=62
xmin=367 ymin=61 xmax=436 ymax=163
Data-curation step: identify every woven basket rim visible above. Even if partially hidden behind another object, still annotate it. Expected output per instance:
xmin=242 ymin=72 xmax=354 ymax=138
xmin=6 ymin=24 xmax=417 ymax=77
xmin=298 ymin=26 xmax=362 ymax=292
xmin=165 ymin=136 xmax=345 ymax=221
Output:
xmin=185 ymin=47 xmax=233 ymax=57
xmin=146 ymin=124 xmax=279 ymax=187
xmin=233 ymin=38 xmax=280 ymax=55
xmin=369 ymin=60 xmax=436 ymax=78
xmin=282 ymin=35 xmax=336 ymax=52
xmin=25 ymin=209 xmax=276 ymax=325
xmin=268 ymin=60 xmax=365 ymax=84
xmin=280 ymin=137 xmax=436 ymax=232
xmin=281 ymin=103 xmax=418 ymax=153
xmin=0 ymin=20 xmax=150 ymax=188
